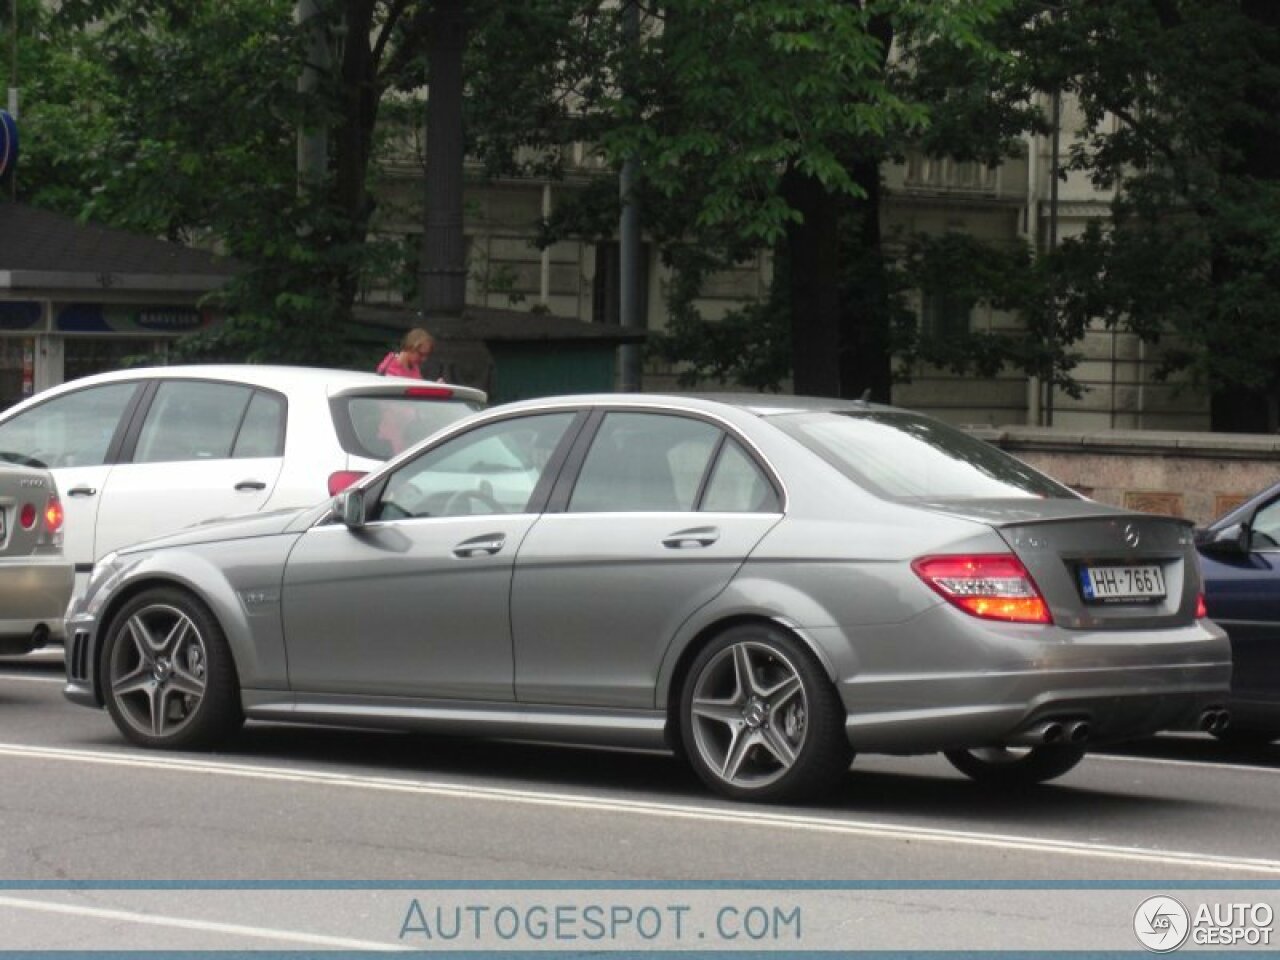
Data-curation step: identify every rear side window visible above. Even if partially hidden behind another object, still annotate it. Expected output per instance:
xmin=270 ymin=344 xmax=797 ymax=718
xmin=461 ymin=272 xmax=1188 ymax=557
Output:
xmin=569 ymin=413 xmax=721 ymax=513
xmin=335 ymin=395 xmax=483 ymax=459
xmin=133 ymin=381 xmax=280 ymax=463
xmin=232 ymin=391 xmax=286 ymax=458
xmin=702 ymin=439 xmax=780 ymax=513
xmin=0 ymin=382 xmax=139 ymax=469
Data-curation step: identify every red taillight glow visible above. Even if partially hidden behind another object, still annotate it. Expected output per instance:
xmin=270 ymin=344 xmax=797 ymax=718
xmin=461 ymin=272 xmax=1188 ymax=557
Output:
xmin=1196 ymin=592 xmax=1207 ymax=618
xmin=405 ymin=386 xmax=453 ymax=398
xmin=20 ymin=503 xmax=36 ymax=529
xmin=43 ymin=496 xmax=64 ymax=533
xmin=328 ymin=471 xmax=367 ymax=496
xmin=912 ymin=553 xmax=1052 ymax=624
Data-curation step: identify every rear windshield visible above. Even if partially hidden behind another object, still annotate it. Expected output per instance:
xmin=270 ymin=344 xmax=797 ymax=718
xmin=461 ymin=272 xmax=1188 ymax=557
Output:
xmin=333 ymin=395 xmax=483 ymax=460
xmin=772 ymin=410 xmax=1074 ymax=500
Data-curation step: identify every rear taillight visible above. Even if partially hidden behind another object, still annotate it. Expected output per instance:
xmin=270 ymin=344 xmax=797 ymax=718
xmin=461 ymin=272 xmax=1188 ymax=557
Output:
xmin=20 ymin=502 xmax=36 ymax=529
xmin=912 ymin=553 xmax=1052 ymax=625
xmin=406 ymin=386 xmax=453 ymax=398
xmin=1196 ymin=592 xmax=1207 ymax=618
xmin=328 ymin=471 xmax=367 ymax=496
xmin=44 ymin=495 xmax=64 ymax=534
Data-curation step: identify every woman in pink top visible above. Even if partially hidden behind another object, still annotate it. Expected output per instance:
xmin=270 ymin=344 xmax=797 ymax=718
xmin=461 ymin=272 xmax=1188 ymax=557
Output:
xmin=376 ymin=327 xmax=434 ymax=379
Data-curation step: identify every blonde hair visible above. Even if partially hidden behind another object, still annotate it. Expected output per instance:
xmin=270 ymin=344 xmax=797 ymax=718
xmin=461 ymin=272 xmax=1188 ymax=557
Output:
xmin=402 ymin=327 xmax=434 ymax=352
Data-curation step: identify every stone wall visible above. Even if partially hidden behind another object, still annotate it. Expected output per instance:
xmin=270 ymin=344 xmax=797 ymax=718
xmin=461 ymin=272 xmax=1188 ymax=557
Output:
xmin=970 ymin=426 xmax=1280 ymax=526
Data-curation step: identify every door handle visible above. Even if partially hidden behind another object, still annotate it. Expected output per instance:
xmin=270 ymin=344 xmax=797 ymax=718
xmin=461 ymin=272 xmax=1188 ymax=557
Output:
xmin=67 ymin=486 xmax=97 ymax=497
xmin=235 ymin=480 xmax=268 ymax=492
xmin=453 ymin=533 xmax=506 ymax=558
xmin=662 ymin=526 xmax=720 ymax=549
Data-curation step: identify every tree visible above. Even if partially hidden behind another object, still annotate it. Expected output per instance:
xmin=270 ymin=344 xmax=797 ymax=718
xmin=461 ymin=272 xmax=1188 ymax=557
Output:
xmin=592 ymin=0 xmax=1027 ymax=399
xmin=1025 ymin=0 xmax=1280 ymax=432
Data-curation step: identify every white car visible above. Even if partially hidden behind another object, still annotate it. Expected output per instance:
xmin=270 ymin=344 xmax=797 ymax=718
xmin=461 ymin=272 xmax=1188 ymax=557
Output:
xmin=0 ymin=365 xmax=485 ymax=594
xmin=0 ymin=461 xmax=72 ymax=654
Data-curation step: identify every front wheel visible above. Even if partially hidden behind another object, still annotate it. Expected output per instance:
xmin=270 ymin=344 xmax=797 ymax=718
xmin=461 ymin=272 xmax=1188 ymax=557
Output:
xmin=680 ymin=624 xmax=851 ymax=803
xmin=101 ymin=587 xmax=243 ymax=750
xmin=944 ymin=744 xmax=1087 ymax=786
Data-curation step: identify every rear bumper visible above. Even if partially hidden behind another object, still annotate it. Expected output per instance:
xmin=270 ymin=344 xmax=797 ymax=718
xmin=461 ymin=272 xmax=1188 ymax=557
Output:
xmin=0 ymin=556 xmax=74 ymax=654
xmin=827 ymin=609 xmax=1232 ymax=753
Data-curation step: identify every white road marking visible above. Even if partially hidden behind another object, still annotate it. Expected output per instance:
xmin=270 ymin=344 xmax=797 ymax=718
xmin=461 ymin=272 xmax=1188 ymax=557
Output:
xmin=1090 ymin=749 xmax=1280 ymax=777
xmin=2 ymin=742 xmax=1279 ymax=875
xmin=0 ymin=894 xmax=407 ymax=951
xmin=0 ymin=670 xmax=65 ymax=684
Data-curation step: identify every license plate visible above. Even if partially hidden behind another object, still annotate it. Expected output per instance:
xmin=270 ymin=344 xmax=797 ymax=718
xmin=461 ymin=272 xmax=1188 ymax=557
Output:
xmin=1079 ymin=564 xmax=1166 ymax=602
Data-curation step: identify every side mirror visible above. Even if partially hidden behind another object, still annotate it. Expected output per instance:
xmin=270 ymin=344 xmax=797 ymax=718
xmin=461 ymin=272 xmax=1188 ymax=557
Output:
xmin=1198 ymin=521 xmax=1250 ymax=556
xmin=335 ymin=488 xmax=367 ymax=529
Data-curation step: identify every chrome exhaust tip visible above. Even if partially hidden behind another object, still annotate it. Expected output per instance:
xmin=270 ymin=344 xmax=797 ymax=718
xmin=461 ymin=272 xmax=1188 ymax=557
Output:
xmin=1009 ymin=720 xmax=1064 ymax=746
xmin=1063 ymin=720 xmax=1091 ymax=744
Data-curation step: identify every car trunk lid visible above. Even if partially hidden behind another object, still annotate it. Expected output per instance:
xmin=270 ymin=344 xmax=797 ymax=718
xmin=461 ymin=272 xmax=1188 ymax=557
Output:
xmin=911 ymin=497 xmax=1200 ymax=630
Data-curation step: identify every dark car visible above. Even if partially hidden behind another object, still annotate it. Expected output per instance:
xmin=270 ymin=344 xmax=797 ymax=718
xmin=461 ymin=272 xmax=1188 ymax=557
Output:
xmin=1196 ymin=480 xmax=1280 ymax=743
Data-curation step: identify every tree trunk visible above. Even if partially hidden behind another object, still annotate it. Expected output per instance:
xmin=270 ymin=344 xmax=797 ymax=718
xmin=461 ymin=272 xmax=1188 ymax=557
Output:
xmin=331 ymin=0 xmax=379 ymax=314
xmin=420 ymin=0 xmax=468 ymax=317
xmin=782 ymin=168 xmax=841 ymax=397
xmin=838 ymin=158 xmax=892 ymax=402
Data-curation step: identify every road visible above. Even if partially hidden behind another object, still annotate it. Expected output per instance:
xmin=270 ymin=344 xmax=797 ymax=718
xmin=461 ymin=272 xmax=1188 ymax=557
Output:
xmin=3 ymin=649 xmax=1279 ymax=949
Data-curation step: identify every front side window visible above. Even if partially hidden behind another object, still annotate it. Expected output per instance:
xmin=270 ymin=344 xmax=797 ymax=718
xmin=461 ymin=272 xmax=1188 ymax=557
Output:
xmin=774 ymin=411 xmax=1074 ymax=501
xmin=377 ymin=412 xmax=576 ymax=519
xmin=0 ymin=382 xmax=139 ymax=468
xmin=133 ymin=381 xmax=254 ymax=463
xmin=569 ymin=412 xmax=721 ymax=513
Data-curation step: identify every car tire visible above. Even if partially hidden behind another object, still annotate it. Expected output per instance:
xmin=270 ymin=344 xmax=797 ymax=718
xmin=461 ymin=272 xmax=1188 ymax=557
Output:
xmin=944 ymin=744 xmax=1087 ymax=786
xmin=679 ymin=623 xmax=852 ymax=803
xmin=101 ymin=587 xmax=243 ymax=750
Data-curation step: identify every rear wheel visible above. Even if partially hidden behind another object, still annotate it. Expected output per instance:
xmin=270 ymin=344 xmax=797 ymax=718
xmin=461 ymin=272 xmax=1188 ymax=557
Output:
xmin=680 ymin=624 xmax=851 ymax=803
xmin=944 ymin=744 xmax=1087 ymax=786
xmin=101 ymin=587 xmax=243 ymax=750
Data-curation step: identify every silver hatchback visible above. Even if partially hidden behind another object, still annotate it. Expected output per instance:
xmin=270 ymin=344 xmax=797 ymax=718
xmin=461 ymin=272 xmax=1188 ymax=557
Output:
xmin=64 ymin=395 xmax=1229 ymax=802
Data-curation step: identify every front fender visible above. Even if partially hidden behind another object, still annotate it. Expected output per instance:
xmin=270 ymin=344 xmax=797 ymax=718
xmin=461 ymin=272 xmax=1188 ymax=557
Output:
xmin=95 ymin=535 xmax=300 ymax=693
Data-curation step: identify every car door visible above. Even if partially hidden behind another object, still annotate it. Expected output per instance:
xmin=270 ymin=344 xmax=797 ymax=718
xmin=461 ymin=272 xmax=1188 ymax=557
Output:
xmin=1202 ymin=495 xmax=1280 ymax=703
xmin=0 ymin=380 xmax=145 ymax=580
xmin=94 ymin=380 xmax=286 ymax=557
xmin=511 ymin=410 xmax=784 ymax=708
xmin=280 ymin=410 xmax=581 ymax=700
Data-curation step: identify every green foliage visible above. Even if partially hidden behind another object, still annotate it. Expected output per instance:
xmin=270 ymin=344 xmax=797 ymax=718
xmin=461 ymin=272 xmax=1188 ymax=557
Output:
xmin=649 ymin=244 xmax=791 ymax=391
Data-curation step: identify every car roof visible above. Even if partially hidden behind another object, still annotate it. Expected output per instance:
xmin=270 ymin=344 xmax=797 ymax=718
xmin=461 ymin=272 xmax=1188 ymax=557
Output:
xmin=487 ymin=392 xmax=891 ymax=418
xmin=12 ymin=364 xmax=486 ymax=404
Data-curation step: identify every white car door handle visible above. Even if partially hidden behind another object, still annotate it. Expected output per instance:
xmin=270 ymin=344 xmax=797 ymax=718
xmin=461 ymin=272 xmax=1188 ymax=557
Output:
xmin=235 ymin=480 xmax=267 ymax=492
xmin=67 ymin=485 xmax=97 ymax=497
xmin=662 ymin=526 xmax=720 ymax=549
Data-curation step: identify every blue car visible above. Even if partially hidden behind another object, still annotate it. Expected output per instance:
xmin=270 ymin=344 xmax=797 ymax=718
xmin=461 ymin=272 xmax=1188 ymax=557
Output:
xmin=1196 ymin=480 xmax=1280 ymax=743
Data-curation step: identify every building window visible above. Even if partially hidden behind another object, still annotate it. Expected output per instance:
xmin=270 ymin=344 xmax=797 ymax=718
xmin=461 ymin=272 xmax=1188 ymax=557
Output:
xmin=921 ymin=292 xmax=974 ymax=339
xmin=593 ymin=242 xmax=649 ymax=325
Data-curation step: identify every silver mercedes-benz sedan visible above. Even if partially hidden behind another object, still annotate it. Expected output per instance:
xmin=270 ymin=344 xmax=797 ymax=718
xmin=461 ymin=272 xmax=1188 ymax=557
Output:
xmin=64 ymin=394 xmax=1230 ymax=802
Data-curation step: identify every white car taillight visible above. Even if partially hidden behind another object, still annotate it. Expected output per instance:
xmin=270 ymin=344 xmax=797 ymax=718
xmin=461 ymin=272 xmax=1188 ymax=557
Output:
xmin=912 ymin=553 xmax=1052 ymax=625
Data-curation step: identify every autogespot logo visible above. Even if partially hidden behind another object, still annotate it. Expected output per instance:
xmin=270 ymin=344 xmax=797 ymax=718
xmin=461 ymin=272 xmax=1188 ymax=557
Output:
xmin=1134 ymin=896 xmax=1191 ymax=952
